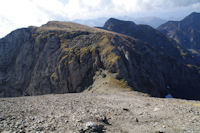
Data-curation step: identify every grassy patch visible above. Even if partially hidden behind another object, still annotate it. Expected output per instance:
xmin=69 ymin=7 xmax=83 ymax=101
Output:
xmin=101 ymin=45 xmax=114 ymax=55
xmin=80 ymin=47 xmax=90 ymax=56
xmin=98 ymin=35 xmax=120 ymax=64
xmin=98 ymin=35 xmax=110 ymax=46
xmin=106 ymin=53 xmax=120 ymax=64
xmin=191 ymin=103 xmax=200 ymax=107
xmin=50 ymin=72 xmax=58 ymax=81
xmin=175 ymin=101 xmax=200 ymax=108
xmin=109 ymin=76 xmax=130 ymax=90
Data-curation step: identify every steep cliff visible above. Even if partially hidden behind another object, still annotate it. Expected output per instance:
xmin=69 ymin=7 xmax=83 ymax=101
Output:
xmin=0 ymin=21 xmax=200 ymax=100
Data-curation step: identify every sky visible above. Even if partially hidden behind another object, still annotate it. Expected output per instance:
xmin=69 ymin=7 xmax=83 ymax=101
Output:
xmin=0 ymin=0 xmax=200 ymax=37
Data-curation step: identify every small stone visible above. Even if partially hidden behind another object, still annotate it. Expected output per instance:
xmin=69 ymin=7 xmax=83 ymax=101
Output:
xmin=153 ymin=122 xmax=158 ymax=127
xmin=101 ymin=73 xmax=106 ymax=78
xmin=50 ymin=126 xmax=56 ymax=131
xmin=146 ymin=103 xmax=151 ymax=106
xmin=139 ymin=112 xmax=144 ymax=115
xmin=78 ymin=120 xmax=83 ymax=123
xmin=85 ymin=121 xmax=95 ymax=128
xmin=123 ymin=108 xmax=129 ymax=111
xmin=101 ymin=116 xmax=111 ymax=125
xmin=155 ymin=131 xmax=164 ymax=133
xmin=84 ymin=121 xmax=105 ymax=132
xmin=135 ymin=118 xmax=139 ymax=122
xmin=36 ymin=126 xmax=44 ymax=131
xmin=154 ymin=107 xmax=160 ymax=112
xmin=0 ymin=117 xmax=5 ymax=121
xmin=15 ymin=120 xmax=23 ymax=127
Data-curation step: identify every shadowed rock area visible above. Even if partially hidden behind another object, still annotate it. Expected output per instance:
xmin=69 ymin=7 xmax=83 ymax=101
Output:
xmin=0 ymin=21 xmax=200 ymax=100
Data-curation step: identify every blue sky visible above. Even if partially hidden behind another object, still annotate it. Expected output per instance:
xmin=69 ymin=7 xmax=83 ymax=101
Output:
xmin=0 ymin=0 xmax=200 ymax=37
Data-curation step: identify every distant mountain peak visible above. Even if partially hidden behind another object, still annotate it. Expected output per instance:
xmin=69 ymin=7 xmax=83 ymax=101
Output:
xmin=103 ymin=18 xmax=138 ymax=34
xmin=106 ymin=17 xmax=119 ymax=21
xmin=182 ymin=12 xmax=200 ymax=23
xmin=158 ymin=12 xmax=200 ymax=53
xmin=190 ymin=12 xmax=200 ymax=16
xmin=106 ymin=18 xmax=135 ymax=23
xmin=104 ymin=18 xmax=137 ymax=28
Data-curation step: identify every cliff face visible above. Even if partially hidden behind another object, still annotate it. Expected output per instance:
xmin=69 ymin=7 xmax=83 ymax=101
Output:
xmin=0 ymin=28 xmax=32 ymax=96
xmin=0 ymin=21 xmax=200 ymax=100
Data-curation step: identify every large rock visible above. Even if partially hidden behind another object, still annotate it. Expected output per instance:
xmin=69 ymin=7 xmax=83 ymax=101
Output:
xmin=0 ymin=21 xmax=200 ymax=100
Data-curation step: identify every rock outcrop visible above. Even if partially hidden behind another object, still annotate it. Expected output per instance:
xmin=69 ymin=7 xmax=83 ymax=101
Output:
xmin=0 ymin=21 xmax=200 ymax=100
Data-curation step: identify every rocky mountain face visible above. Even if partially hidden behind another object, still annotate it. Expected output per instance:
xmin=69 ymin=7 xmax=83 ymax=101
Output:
xmin=102 ymin=18 xmax=200 ymax=100
xmin=103 ymin=18 xmax=200 ymax=66
xmin=158 ymin=12 xmax=200 ymax=54
xmin=0 ymin=21 xmax=200 ymax=100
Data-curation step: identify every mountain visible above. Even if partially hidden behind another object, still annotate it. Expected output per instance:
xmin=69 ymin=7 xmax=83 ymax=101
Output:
xmin=73 ymin=17 xmax=166 ymax=28
xmin=158 ymin=12 xmax=200 ymax=54
xmin=102 ymin=18 xmax=200 ymax=99
xmin=74 ymin=17 xmax=108 ymax=27
xmin=0 ymin=21 xmax=200 ymax=100
xmin=133 ymin=17 xmax=166 ymax=28
xmin=113 ymin=16 xmax=166 ymax=28
xmin=102 ymin=18 xmax=200 ymax=66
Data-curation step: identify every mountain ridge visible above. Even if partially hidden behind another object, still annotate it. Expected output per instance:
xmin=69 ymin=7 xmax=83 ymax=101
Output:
xmin=0 ymin=20 xmax=200 ymax=100
xmin=102 ymin=17 xmax=200 ymax=66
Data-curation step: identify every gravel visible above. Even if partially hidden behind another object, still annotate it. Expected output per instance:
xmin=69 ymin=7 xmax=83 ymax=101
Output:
xmin=0 ymin=91 xmax=200 ymax=133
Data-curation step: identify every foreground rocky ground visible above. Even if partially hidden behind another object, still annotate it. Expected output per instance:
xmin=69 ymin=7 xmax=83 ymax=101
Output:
xmin=0 ymin=91 xmax=200 ymax=133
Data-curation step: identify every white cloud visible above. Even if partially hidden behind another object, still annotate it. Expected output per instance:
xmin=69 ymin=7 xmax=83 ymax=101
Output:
xmin=0 ymin=0 xmax=53 ymax=37
xmin=0 ymin=0 xmax=200 ymax=37
xmin=65 ymin=0 xmax=200 ymax=19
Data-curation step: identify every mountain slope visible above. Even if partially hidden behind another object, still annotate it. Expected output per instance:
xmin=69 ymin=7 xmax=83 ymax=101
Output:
xmin=102 ymin=18 xmax=200 ymax=66
xmin=0 ymin=21 xmax=200 ymax=99
xmin=158 ymin=12 xmax=200 ymax=54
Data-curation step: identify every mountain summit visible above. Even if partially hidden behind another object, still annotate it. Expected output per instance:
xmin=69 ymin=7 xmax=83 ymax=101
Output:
xmin=104 ymin=18 xmax=138 ymax=34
